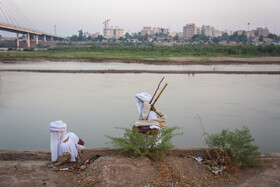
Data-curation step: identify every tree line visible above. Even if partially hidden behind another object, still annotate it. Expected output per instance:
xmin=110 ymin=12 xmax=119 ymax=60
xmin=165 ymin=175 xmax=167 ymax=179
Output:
xmin=48 ymin=45 xmax=280 ymax=56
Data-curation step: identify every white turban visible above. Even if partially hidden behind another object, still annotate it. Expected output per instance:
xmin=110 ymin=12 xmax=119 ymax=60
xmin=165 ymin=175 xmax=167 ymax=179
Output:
xmin=135 ymin=92 xmax=158 ymax=120
xmin=50 ymin=120 xmax=67 ymax=162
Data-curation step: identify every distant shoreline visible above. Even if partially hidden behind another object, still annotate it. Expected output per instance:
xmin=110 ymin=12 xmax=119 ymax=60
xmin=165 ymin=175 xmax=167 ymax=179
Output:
xmin=1 ymin=56 xmax=280 ymax=65
xmin=1 ymin=69 xmax=280 ymax=75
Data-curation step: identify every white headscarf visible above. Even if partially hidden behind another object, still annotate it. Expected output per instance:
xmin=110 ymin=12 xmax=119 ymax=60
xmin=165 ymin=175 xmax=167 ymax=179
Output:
xmin=50 ymin=120 xmax=67 ymax=162
xmin=135 ymin=92 xmax=158 ymax=120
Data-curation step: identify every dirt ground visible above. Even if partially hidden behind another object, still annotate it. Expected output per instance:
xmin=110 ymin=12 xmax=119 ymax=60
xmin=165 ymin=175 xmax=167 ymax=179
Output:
xmin=0 ymin=149 xmax=279 ymax=187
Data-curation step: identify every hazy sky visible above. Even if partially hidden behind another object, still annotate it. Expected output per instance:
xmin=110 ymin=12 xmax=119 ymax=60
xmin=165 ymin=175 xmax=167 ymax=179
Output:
xmin=1 ymin=0 xmax=280 ymax=37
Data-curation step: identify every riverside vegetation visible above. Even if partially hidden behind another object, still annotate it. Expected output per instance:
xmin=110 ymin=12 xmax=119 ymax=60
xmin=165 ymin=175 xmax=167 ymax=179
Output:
xmin=1 ymin=45 xmax=280 ymax=59
xmin=106 ymin=126 xmax=183 ymax=161
xmin=106 ymin=125 xmax=261 ymax=171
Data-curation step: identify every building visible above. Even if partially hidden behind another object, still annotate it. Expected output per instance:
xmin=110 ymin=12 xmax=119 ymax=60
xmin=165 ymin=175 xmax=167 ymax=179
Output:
xmin=152 ymin=27 xmax=169 ymax=35
xmin=183 ymin=23 xmax=196 ymax=38
xmin=104 ymin=26 xmax=124 ymax=39
xmin=141 ymin=27 xmax=152 ymax=36
xmin=213 ymin=30 xmax=222 ymax=37
xmin=161 ymin=28 xmax=169 ymax=35
xmin=236 ymin=30 xmax=246 ymax=35
xmin=114 ymin=27 xmax=124 ymax=38
xmin=168 ymin=32 xmax=177 ymax=38
xmin=256 ymin=27 xmax=269 ymax=37
xmin=153 ymin=27 xmax=161 ymax=35
xmin=224 ymin=29 xmax=233 ymax=36
xmin=201 ymin=25 xmax=214 ymax=37
xmin=196 ymin=27 xmax=201 ymax=35
xmin=84 ymin=32 xmax=100 ymax=38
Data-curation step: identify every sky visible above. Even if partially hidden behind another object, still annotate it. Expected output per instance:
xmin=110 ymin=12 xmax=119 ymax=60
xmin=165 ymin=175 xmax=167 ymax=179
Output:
xmin=1 ymin=0 xmax=280 ymax=37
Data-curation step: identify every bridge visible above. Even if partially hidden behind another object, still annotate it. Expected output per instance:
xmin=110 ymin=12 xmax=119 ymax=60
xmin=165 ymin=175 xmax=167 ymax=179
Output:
xmin=0 ymin=0 xmax=68 ymax=48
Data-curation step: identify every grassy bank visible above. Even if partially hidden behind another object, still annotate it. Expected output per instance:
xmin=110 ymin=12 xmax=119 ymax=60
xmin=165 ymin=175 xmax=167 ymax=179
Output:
xmin=1 ymin=45 xmax=280 ymax=60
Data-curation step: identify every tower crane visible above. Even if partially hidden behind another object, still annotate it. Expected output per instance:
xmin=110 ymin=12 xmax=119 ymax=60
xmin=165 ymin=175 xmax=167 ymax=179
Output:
xmin=103 ymin=19 xmax=111 ymax=30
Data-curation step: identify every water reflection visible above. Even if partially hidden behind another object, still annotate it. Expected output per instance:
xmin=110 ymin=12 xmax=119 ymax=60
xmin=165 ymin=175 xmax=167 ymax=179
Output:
xmin=0 ymin=71 xmax=279 ymax=153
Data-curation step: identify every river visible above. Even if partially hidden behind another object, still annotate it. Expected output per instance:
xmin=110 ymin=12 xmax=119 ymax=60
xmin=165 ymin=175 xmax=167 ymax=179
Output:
xmin=0 ymin=61 xmax=279 ymax=153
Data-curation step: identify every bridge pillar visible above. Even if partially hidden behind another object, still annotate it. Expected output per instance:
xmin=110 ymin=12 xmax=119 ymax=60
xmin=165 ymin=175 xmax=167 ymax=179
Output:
xmin=17 ymin=32 xmax=19 ymax=48
xmin=26 ymin=33 xmax=30 ymax=48
xmin=51 ymin=36 xmax=53 ymax=41
xmin=36 ymin=35 xmax=39 ymax=44
xmin=43 ymin=35 xmax=46 ymax=42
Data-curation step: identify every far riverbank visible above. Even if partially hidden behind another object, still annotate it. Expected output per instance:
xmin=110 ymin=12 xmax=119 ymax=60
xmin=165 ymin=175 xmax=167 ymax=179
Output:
xmin=1 ymin=56 xmax=280 ymax=65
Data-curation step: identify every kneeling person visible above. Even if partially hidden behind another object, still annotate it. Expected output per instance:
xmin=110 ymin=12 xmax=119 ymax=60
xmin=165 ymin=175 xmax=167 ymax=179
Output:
xmin=50 ymin=120 xmax=85 ymax=162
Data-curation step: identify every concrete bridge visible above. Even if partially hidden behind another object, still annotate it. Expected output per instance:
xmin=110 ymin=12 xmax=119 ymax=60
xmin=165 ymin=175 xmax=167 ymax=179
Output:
xmin=0 ymin=22 xmax=68 ymax=48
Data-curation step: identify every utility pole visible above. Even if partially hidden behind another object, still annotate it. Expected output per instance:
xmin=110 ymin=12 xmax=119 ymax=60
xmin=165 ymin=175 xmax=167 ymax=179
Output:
xmin=54 ymin=25 xmax=56 ymax=35
xmin=247 ymin=22 xmax=250 ymax=32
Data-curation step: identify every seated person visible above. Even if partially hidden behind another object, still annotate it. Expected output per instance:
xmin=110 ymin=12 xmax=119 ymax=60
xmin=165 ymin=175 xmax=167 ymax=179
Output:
xmin=133 ymin=92 xmax=166 ymax=134
xmin=50 ymin=120 xmax=85 ymax=162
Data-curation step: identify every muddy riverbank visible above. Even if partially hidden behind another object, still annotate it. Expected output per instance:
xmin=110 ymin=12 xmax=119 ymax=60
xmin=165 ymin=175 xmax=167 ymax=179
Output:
xmin=0 ymin=149 xmax=279 ymax=186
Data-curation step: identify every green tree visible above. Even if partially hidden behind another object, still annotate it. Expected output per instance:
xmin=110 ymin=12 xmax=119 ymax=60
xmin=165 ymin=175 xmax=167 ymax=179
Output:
xmin=239 ymin=31 xmax=248 ymax=44
xmin=87 ymin=36 xmax=92 ymax=41
xmin=70 ymin=35 xmax=78 ymax=41
xmin=229 ymin=32 xmax=239 ymax=43
xmin=212 ymin=37 xmax=220 ymax=44
xmin=125 ymin=32 xmax=132 ymax=39
xmin=78 ymin=29 xmax=86 ymax=41
xmin=259 ymin=35 xmax=264 ymax=42
xmin=221 ymin=33 xmax=229 ymax=41
xmin=268 ymin=33 xmax=279 ymax=41
xmin=96 ymin=35 xmax=104 ymax=42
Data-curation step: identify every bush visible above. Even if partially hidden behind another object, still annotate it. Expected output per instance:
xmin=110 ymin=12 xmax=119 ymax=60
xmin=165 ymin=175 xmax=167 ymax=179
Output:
xmin=206 ymin=127 xmax=261 ymax=167
xmin=106 ymin=126 xmax=182 ymax=160
xmin=7 ymin=48 xmax=15 ymax=51
xmin=23 ymin=48 xmax=35 ymax=51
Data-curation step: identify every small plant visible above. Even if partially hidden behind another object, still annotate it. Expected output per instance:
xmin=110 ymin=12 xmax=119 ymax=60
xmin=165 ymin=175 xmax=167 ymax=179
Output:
xmin=106 ymin=126 xmax=182 ymax=160
xmin=7 ymin=47 xmax=15 ymax=51
xmin=23 ymin=48 xmax=35 ymax=51
xmin=206 ymin=127 xmax=261 ymax=167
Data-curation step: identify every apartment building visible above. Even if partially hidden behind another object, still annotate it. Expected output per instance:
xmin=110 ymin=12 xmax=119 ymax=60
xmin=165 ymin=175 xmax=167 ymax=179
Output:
xmin=141 ymin=27 xmax=152 ymax=36
xmin=183 ymin=23 xmax=197 ymax=38
xmin=256 ymin=27 xmax=269 ymax=37
xmin=104 ymin=26 xmax=124 ymax=39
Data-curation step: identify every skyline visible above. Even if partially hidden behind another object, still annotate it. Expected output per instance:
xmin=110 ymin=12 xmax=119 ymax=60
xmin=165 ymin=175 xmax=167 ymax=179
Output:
xmin=0 ymin=0 xmax=280 ymax=37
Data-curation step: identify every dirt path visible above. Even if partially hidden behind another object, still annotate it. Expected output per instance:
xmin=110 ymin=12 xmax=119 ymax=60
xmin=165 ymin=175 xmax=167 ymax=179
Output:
xmin=0 ymin=149 xmax=279 ymax=187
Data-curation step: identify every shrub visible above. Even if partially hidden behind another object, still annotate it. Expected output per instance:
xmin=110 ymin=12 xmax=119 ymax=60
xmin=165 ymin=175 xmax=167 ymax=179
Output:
xmin=23 ymin=48 xmax=35 ymax=51
xmin=106 ymin=126 xmax=182 ymax=160
xmin=7 ymin=48 xmax=15 ymax=51
xmin=206 ymin=127 xmax=261 ymax=167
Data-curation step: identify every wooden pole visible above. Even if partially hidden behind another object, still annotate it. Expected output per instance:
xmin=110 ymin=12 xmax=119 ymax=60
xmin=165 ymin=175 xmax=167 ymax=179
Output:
xmin=152 ymin=83 xmax=168 ymax=106
xmin=136 ymin=96 xmax=157 ymax=111
xmin=150 ymin=77 xmax=164 ymax=104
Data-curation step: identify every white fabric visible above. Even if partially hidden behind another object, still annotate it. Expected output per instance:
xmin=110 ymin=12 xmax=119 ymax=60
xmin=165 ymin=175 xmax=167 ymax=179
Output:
xmin=135 ymin=92 xmax=158 ymax=120
xmin=135 ymin=92 xmax=167 ymax=129
xmin=59 ymin=132 xmax=80 ymax=162
xmin=50 ymin=120 xmax=67 ymax=162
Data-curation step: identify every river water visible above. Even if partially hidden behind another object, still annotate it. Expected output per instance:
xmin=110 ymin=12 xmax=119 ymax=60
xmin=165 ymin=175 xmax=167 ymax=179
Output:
xmin=0 ymin=62 xmax=279 ymax=153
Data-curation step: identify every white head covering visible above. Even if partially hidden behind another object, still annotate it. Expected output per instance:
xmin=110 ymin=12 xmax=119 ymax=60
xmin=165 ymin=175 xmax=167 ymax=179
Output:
xmin=135 ymin=92 xmax=158 ymax=120
xmin=50 ymin=120 xmax=67 ymax=162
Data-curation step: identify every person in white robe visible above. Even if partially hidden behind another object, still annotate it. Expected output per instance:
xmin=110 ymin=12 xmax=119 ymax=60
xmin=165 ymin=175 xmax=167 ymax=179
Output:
xmin=50 ymin=120 xmax=85 ymax=162
xmin=134 ymin=92 xmax=167 ymax=130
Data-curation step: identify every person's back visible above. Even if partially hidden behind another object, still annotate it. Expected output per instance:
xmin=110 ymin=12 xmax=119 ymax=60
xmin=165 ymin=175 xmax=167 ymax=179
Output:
xmin=58 ymin=132 xmax=79 ymax=162
xmin=50 ymin=120 xmax=85 ymax=162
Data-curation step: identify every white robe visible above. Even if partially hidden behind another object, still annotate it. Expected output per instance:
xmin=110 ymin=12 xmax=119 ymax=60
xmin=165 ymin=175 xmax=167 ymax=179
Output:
xmin=58 ymin=132 xmax=81 ymax=162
